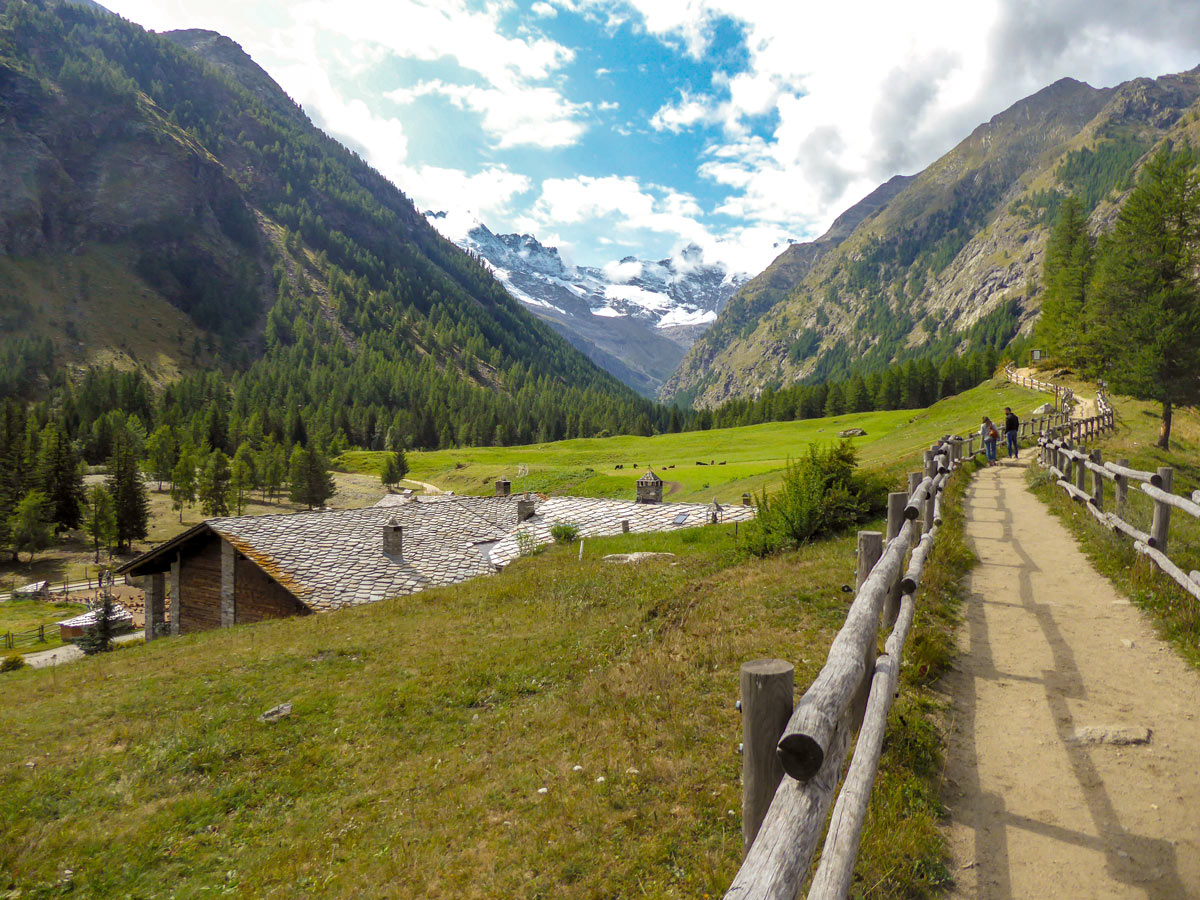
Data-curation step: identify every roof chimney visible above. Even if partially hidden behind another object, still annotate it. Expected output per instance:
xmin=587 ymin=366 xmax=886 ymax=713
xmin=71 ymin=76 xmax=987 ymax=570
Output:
xmin=495 ymin=477 xmax=511 ymax=497
xmin=382 ymin=517 xmax=403 ymax=557
xmin=516 ymin=493 xmax=536 ymax=522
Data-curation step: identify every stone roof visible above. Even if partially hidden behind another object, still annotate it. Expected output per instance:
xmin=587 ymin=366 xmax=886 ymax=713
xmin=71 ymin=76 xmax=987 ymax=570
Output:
xmin=206 ymin=496 xmax=520 ymax=613
xmin=637 ymin=469 xmax=663 ymax=484
xmin=488 ymin=495 xmax=756 ymax=567
xmin=143 ymin=493 xmax=756 ymax=615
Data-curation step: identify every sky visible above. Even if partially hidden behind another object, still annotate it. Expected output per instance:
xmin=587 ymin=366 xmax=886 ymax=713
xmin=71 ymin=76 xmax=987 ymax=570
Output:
xmin=101 ymin=0 xmax=1200 ymax=274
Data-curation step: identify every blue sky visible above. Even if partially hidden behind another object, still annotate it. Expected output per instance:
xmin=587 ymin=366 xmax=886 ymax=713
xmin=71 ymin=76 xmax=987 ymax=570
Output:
xmin=102 ymin=0 xmax=1200 ymax=274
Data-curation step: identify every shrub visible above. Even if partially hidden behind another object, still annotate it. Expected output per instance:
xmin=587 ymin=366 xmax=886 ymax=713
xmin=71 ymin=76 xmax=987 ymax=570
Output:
xmin=1 ymin=654 xmax=25 ymax=673
xmin=515 ymin=530 xmax=540 ymax=558
xmin=741 ymin=441 xmax=887 ymax=557
xmin=549 ymin=523 xmax=580 ymax=544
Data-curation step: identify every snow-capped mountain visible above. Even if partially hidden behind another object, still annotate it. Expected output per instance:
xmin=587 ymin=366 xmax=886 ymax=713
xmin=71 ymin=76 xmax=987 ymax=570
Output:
xmin=426 ymin=213 xmax=747 ymax=397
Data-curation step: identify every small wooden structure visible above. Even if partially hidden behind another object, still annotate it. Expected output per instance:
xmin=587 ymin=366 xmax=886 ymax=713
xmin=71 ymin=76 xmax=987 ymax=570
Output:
xmin=636 ymin=469 xmax=663 ymax=504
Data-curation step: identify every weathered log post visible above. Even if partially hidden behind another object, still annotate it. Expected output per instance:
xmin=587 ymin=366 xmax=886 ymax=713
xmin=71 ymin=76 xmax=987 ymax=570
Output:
xmin=923 ymin=450 xmax=935 ymax=479
xmin=907 ymin=472 xmax=923 ymax=547
xmin=883 ymin=493 xmax=907 ymax=628
xmin=1074 ymin=448 xmax=1087 ymax=494
xmin=923 ymin=486 xmax=936 ymax=536
xmin=1150 ymin=466 xmax=1175 ymax=553
xmin=740 ymin=659 xmax=794 ymax=854
xmin=1090 ymin=450 xmax=1104 ymax=511
xmin=851 ymin=531 xmax=884 ymax=726
xmin=1114 ymin=458 xmax=1129 ymax=513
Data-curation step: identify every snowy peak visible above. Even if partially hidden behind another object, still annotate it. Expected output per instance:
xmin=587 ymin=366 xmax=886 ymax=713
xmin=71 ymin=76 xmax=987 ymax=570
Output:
xmin=424 ymin=211 xmax=748 ymax=396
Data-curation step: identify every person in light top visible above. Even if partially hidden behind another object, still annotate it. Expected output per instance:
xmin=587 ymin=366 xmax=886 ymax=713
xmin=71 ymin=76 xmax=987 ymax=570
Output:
xmin=980 ymin=416 xmax=1000 ymax=466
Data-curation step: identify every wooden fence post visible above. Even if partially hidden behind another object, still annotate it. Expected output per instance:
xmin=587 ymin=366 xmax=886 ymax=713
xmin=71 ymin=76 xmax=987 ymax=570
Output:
xmin=1074 ymin=448 xmax=1087 ymax=494
xmin=740 ymin=659 xmax=794 ymax=854
xmin=1115 ymin=458 xmax=1129 ymax=513
xmin=907 ymin=473 xmax=922 ymax=547
xmin=1090 ymin=450 xmax=1104 ymax=510
xmin=856 ymin=531 xmax=884 ymax=591
xmin=883 ymin=493 xmax=907 ymax=629
xmin=1150 ymin=467 xmax=1174 ymax=553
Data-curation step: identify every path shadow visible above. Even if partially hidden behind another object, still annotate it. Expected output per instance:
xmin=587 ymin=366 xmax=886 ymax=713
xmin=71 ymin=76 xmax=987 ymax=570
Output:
xmin=949 ymin=467 xmax=1184 ymax=899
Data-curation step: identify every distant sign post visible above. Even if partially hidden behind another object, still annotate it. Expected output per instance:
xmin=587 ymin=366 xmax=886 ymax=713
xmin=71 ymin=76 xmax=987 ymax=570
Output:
xmin=1031 ymin=349 xmax=1043 ymax=361
xmin=517 ymin=464 xmax=529 ymax=496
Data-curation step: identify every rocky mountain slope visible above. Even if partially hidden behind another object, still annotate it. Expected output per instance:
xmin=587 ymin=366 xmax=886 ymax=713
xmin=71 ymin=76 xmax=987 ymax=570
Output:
xmin=0 ymin=0 xmax=658 ymax=444
xmin=431 ymin=216 xmax=746 ymax=395
xmin=663 ymin=68 xmax=1200 ymax=407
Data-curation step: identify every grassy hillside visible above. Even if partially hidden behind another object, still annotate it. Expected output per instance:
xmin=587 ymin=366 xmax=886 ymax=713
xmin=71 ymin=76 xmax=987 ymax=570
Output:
xmin=340 ymin=378 xmax=1043 ymax=503
xmin=0 ymin=504 xmax=970 ymax=899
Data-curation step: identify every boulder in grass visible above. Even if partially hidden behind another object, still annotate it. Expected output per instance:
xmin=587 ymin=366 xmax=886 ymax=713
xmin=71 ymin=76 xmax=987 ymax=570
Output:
xmin=259 ymin=703 xmax=293 ymax=723
xmin=1032 ymin=402 xmax=1055 ymax=415
xmin=837 ymin=428 xmax=867 ymax=438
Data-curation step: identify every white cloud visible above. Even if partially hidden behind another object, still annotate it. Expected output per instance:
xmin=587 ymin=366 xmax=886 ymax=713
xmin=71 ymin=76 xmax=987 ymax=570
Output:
xmin=531 ymin=1 xmax=557 ymax=17
xmin=603 ymin=259 xmax=644 ymax=282
xmin=406 ymin=165 xmax=533 ymax=240
xmin=387 ymin=80 xmax=586 ymax=148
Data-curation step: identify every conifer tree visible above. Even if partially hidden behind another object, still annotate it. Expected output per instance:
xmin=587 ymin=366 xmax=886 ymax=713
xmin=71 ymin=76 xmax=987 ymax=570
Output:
xmin=8 ymin=490 xmax=52 ymax=565
xmin=1087 ymin=145 xmax=1200 ymax=448
xmin=198 ymin=450 xmax=232 ymax=517
xmin=145 ymin=424 xmax=177 ymax=491
xmin=83 ymin=484 xmax=117 ymax=563
xmin=288 ymin=446 xmax=336 ymax=509
xmin=106 ymin=425 xmax=148 ymax=553
xmin=78 ymin=589 xmax=116 ymax=655
xmin=170 ymin=447 xmax=197 ymax=523
xmin=37 ymin=422 xmax=84 ymax=532
xmin=1037 ymin=195 xmax=1094 ymax=366
xmin=230 ymin=443 xmax=257 ymax=514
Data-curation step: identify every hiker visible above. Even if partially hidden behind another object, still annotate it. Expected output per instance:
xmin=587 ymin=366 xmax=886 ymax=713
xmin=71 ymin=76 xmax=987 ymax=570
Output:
xmin=980 ymin=416 xmax=1000 ymax=465
xmin=1004 ymin=406 xmax=1020 ymax=458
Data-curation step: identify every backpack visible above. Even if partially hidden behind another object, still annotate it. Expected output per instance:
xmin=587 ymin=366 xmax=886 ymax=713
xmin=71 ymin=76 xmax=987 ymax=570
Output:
xmin=988 ymin=424 xmax=1000 ymax=440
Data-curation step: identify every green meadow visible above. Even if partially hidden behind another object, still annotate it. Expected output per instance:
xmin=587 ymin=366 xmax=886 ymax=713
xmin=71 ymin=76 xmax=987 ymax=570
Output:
xmin=339 ymin=378 xmax=1043 ymax=502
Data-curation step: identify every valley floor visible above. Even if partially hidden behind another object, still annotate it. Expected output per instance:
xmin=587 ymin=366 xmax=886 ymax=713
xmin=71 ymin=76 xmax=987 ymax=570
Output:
xmin=942 ymin=463 xmax=1200 ymax=898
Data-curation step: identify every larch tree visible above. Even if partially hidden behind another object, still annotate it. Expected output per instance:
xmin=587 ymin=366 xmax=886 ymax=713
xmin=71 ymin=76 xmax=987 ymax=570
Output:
xmin=1087 ymin=145 xmax=1200 ymax=448
xmin=106 ymin=425 xmax=149 ymax=554
xmin=1036 ymin=195 xmax=1095 ymax=367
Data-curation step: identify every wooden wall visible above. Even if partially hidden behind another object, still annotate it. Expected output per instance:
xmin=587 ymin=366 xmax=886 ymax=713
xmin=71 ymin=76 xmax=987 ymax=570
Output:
xmin=177 ymin=534 xmax=308 ymax=632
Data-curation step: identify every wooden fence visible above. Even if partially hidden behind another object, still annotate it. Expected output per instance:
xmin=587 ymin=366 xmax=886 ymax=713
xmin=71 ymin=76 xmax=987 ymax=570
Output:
xmin=2 ymin=624 xmax=54 ymax=650
xmin=1037 ymin=391 xmax=1200 ymax=602
xmin=725 ymin=367 xmax=1101 ymax=899
xmin=727 ymin=435 xmax=966 ymax=900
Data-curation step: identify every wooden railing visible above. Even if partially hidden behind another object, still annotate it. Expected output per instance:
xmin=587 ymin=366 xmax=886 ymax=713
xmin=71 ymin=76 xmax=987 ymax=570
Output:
xmin=728 ymin=436 xmax=969 ymax=900
xmin=1004 ymin=363 xmax=1075 ymax=411
xmin=1037 ymin=391 xmax=1199 ymax=602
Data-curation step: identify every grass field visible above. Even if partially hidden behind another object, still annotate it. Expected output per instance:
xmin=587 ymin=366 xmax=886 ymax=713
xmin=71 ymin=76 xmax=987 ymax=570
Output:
xmin=1028 ymin=391 xmax=1200 ymax=668
xmin=0 ymin=599 xmax=88 ymax=654
xmin=339 ymin=379 xmax=1043 ymax=504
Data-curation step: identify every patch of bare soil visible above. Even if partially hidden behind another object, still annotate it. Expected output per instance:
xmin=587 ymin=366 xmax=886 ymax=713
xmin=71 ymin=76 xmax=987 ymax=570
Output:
xmin=941 ymin=465 xmax=1200 ymax=898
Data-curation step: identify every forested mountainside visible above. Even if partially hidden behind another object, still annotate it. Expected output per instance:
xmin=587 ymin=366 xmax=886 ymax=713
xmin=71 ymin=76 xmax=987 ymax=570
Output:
xmin=0 ymin=0 xmax=663 ymax=456
xmin=663 ymin=67 xmax=1200 ymax=407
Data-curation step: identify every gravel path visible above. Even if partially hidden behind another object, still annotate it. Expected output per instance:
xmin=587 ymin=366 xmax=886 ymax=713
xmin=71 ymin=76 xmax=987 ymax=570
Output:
xmin=942 ymin=463 xmax=1200 ymax=899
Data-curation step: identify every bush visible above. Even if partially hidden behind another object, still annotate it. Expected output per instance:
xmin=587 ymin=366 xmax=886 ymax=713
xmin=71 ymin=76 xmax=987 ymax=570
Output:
xmin=549 ymin=523 xmax=580 ymax=544
xmin=741 ymin=441 xmax=887 ymax=557
xmin=1 ymin=654 xmax=25 ymax=673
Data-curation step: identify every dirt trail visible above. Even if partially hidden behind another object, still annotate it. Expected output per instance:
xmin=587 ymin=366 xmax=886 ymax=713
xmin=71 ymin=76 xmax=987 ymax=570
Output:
xmin=942 ymin=463 xmax=1200 ymax=899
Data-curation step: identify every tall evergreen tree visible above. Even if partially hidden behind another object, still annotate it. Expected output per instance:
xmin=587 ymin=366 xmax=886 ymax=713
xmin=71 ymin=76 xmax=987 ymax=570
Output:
xmin=198 ymin=450 xmax=232 ymax=517
xmin=8 ymin=490 xmax=52 ymax=565
xmin=145 ymin=425 xmax=177 ymax=491
xmin=289 ymin=446 xmax=336 ymax=510
xmin=106 ymin=425 xmax=149 ymax=553
xmin=37 ymin=422 xmax=84 ymax=531
xmin=230 ymin=443 xmax=257 ymax=514
xmin=1087 ymin=145 xmax=1200 ymax=448
xmin=83 ymin=484 xmax=117 ymax=563
xmin=1037 ymin=195 xmax=1095 ymax=366
xmin=170 ymin=447 xmax=197 ymax=523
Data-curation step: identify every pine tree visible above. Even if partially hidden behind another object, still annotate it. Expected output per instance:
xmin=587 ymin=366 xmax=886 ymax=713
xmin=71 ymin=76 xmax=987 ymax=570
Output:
xmin=8 ymin=490 xmax=53 ymax=565
xmin=106 ymin=426 xmax=149 ymax=554
xmin=145 ymin=425 xmax=177 ymax=491
xmin=0 ymin=399 xmax=28 ymax=558
xmin=83 ymin=484 xmax=117 ymax=563
xmin=198 ymin=450 xmax=232 ymax=517
xmin=289 ymin=446 xmax=336 ymax=509
xmin=380 ymin=454 xmax=399 ymax=491
xmin=37 ymin=422 xmax=84 ymax=531
xmin=170 ymin=448 xmax=197 ymax=523
xmin=1087 ymin=145 xmax=1200 ymax=448
xmin=77 ymin=589 xmax=116 ymax=655
xmin=1037 ymin=195 xmax=1094 ymax=366
xmin=230 ymin=443 xmax=257 ymax=514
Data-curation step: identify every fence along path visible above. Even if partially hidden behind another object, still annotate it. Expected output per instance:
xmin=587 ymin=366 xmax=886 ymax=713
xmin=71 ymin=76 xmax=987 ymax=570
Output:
xmin=724 ymin=371 xmax=1200 ymax=899
xmin=728 ymin=433 xmax=971 ymax=900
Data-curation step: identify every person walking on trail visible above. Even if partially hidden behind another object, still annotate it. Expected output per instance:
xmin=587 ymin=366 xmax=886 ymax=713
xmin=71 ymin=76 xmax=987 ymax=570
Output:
xmin=1004 ymin=406 xmax=1020 ymax=459
xmin=981 ymin=416 xmax=1000 ymax=466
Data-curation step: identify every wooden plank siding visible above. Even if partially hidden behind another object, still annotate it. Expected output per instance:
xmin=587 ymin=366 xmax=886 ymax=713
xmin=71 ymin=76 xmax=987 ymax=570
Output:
xmin=234 ymin=554 xmax=310 ymax=624
xmin=177 ymin=534 xmax=308 ymax=632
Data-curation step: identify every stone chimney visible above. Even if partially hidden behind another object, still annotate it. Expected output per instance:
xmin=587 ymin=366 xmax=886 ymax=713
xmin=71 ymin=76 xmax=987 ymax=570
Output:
xmin=382 ymin=517 xmax=403 ymax=556
xmin=742 ymin=492 xmax=752 ymax=507
xmin=495 ymin=477 xmax=511 ymax=497
xmin=636 ymin=469 xmax=663 ymax=504
xmin=516 ymin=493 xmax=537 ymax=522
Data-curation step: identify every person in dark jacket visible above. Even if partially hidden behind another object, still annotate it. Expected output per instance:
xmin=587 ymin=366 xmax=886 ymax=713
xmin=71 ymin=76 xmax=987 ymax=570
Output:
xmin=1004 ymin=406 xmax=1020 ymax=458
